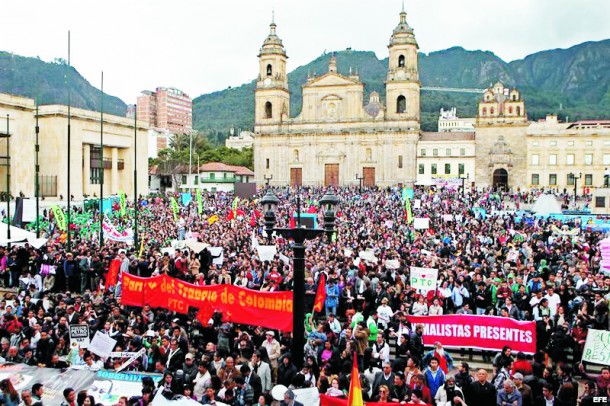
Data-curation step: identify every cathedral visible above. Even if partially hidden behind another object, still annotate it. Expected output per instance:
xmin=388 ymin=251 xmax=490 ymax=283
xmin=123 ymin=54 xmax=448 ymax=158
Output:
xmin=253 ymin=8 xmax=421 ymax=187
xmin=252 ymin=8 xmax=610 ymax=193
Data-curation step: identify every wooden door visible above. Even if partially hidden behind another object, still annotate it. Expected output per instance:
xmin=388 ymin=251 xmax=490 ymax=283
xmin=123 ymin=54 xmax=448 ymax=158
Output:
xmin=363 ymin=167 xmax=375 ymax=187
xmin=290 ymin=168 xmax=302 ymax=186
xmin=324 ymin=164 xmax=339 ymax=186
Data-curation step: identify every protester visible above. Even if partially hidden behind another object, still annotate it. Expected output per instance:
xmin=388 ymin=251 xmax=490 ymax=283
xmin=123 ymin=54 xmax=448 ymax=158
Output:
xmin=0 ymin=186 xmax=606 ymax=404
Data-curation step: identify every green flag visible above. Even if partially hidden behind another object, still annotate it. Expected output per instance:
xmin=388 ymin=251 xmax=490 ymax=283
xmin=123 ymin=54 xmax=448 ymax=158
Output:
xmin=196 ymin=188 xmax=203 ymax=215
xmin=405 ymin=195 xmax=413 ymax=224
xmin=51 ymin=205 xmax=67 ymax=231
xmin=119 ymin=192 xmax=127 ymax=217
xmin=170 ymin=197 xmax=180 ymax=221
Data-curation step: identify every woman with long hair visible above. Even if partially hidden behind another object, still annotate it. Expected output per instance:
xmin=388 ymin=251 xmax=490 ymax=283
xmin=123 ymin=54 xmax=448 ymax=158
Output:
xmin=0 ymin=379 xmax=20 ymax=406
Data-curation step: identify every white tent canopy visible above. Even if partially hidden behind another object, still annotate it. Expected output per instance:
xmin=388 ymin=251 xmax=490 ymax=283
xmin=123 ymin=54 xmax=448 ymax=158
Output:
xmin=0 ymin=223 xmax=46 ymax=246
xmin=532 ymin=194 xmax=562 ymax=216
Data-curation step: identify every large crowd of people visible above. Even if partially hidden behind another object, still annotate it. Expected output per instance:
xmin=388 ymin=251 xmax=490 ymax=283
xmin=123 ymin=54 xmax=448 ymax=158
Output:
xmin=0 ymin=186 xmax=608 ymax=406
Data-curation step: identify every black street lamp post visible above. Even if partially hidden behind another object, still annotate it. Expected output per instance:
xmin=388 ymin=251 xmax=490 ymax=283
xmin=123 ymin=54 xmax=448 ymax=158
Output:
xmin=264 ymin=174 xmax=273 ymax=186
xmin=355 ymin=174 xmax=364 ymax=193
xmin=460 ymin=173 xmax=470 ymax=196
xmin=569 ymin=172 xmax=582 ymax=207
xmin=260 ymin=188 xmax=338 ymax=369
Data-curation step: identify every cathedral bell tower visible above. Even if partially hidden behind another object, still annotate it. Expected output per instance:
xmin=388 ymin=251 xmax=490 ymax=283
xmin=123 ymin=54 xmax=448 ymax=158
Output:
xmin=255 ymin=17 xmax=290 ymax=125
xmin=385 ymin=5 xmax=420 ymax=124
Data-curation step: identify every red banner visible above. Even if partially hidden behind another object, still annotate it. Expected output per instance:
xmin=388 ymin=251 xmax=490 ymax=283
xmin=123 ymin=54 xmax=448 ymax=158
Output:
xmin=320 ymin=395 xmax=394 ymax=406
xmin=313 ymin=274 xmax=326 ymax=313
xmin=406 ymin=315 xmax=536 ymax=354
xmin=120 ymin=273 xmax=293 ymax=331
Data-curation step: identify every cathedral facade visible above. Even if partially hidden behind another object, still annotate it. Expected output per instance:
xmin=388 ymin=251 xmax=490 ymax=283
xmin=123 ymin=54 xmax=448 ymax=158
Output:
xmin=253 ymin=10 xmax=420 ymax=187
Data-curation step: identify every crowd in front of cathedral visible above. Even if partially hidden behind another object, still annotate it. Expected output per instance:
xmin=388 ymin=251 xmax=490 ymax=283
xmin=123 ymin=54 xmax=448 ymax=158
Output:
xmin=1 ymin=186 xmax=609 ymax=406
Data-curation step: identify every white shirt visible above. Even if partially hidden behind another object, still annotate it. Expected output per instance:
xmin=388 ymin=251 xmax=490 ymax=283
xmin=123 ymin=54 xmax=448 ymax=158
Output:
xmin=544 ymin=293 xmax=561 ymax=316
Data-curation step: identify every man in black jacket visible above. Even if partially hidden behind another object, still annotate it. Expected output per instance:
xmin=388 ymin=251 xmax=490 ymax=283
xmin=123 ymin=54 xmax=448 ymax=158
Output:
xmin=240 ymin=364 xmax=263 ymax=401
xmin=164 ymin=338 xmax=185 ymax=372
xmin=467 ymin=369 xmax=497 ymax=406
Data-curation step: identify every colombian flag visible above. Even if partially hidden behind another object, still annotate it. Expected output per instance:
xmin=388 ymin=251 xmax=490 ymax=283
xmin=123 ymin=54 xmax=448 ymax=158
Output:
xmin=313 ymin=273 xmax=326 ymax=313
xmin=347 ymin=353 xmax=363 ymax=406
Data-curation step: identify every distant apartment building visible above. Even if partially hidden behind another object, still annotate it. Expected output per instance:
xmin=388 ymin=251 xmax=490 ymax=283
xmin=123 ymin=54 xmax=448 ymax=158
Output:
xmin=136 ymin=87 xmax=192 ymax=134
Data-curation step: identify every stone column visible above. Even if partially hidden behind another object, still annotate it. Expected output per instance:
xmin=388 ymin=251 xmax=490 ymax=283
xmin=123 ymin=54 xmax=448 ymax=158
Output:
xmin=83 ymin=144 xmax=90 ymax=196
xmin=111 ymin=147 xmax=119 ymax=194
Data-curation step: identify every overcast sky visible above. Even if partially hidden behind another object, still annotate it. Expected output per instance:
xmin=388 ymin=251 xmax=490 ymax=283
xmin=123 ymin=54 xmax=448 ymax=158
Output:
xmin=3 ymin=0 xmax=609 ymax=104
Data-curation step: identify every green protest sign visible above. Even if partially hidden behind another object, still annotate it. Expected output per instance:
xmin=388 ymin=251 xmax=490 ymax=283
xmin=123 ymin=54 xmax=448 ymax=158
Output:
xmin=582 ymin=329 xmax=610 ymax=365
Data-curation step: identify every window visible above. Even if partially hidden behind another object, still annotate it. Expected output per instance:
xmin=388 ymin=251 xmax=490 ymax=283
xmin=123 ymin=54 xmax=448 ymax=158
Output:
xmin=433 ymin=149 xmax=438 ymax=156
xmin=567 ymin=154 xmax=575 ymax=166
xmin=549 ymin=154 xmax=557 ymax=165
xmin=458 ymin=163 xmax=465 ymax=175
xmin=549 ymin=174 xmax=557 ymax=185
xmin=490 ymin=107 xmax=495 ymax=115
xmin=596 ymin=197 xmax=606 ymax=208
xmin=418 ymin=164 xmax=424 ymax=174
xmin=223 ymin=172 xmax=228 ymax=179
xmin=605 ymin=154 xmax=610 ymax=165
xmin=266 ymin=64 xmax=272 ymax=76
xmin=420 ymin=149 xmax=426 ymax=156
xmin=445 ymin=148 xmax=451 ymax=156
xmin=550 ymin=141 xmax=557 ymax=147
xmin=182 ymin=175 xmax=187 ymax=185
xmin=265 ymin=158 xmax=270 ymax=169
xmin=567 ymin=174 xmax=575 ymax=186
xmin=445 ymin=163 xmax=451 ymax=174
xmin=568 ymin=141 xmax=574 ymax=146
xmin=210 ymin=173 xmax=215 ymax=180
xmin=90 ymin=146 xmax=103 ymax=184
xmin=396 ymin=96 xmax=406 ymax=113
xmin=516 ymin=106 xmax=521 ymax=116
xmin=265 ymin=101 xmax=272 ymax=119
xmin=531 ymin=174 xmax=539 ymax=186
xmin=398 ymin=55 xmax=405 ymax=67
xmin=482 ymin=107 xmax=487 ymax=116
xmin=508 ymin=106 xmax=513 ymax=114
xmin=531 ymin=154 xmax=539 ymax=165
xmin=194 ymin=175 xmax=198 ymax=185
xmin=585 ymin=174 xmax=593 ymax=186
xmin=398 ymin=155 xmax=403 ymax=169
xmin=585 ymin=154 xmax=593 ymax=165
xmin=90 ymin=168 xmax=102 ymax=185
xmin=460 ymin=148 xmax=465 ymax=156
xmin=431 ymin=164 xmax=437 ymax=175
xmin=294 ymin=149 xmax=300 ymax=162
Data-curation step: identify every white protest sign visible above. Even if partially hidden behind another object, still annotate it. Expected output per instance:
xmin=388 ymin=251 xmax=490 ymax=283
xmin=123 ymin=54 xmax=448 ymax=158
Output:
xmin=116 ymin=348 xmax=146 ymax=372
xmin=359 ymin=250 xmax=378 ymax=263
xmin=413 ymin=199 xmax=421 ymax=209
xmin=69 ymin=324 xmax=90 ymax=349
xmin=413 ymin=217 xmax=430 ymax=230
xmin=385 ymin=259 xmax=400 ymax=270
xmin=256 ymin=245 xmax=277 ymax=262
xmin=209 ymin=247 xmax=224 ymax=265
xmin=582 ymin=329 xmax=610 ymax=365
xmin=443 ymin=214 xmax=454 ymax=222
xmin=410 ymin=266 xmax=438 ymax=292
xmin=344 ymin=249 xmax=353 ymax=258
xmin=293 ymin=387 xmax=320 ymax=406
xmin=88 ymin=331 xmax=117 ymax=358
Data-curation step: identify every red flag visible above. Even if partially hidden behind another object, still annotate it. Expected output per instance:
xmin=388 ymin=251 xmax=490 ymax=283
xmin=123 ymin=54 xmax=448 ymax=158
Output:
xmin=253 ymin=209 xmax=262 ymax=218
xmin=106 ymin=259 xmax=121 ymax=291
xmin=313 ymin=273 xmax=326 ymax=313
xmin=347 ymin=353 xmax=363 ymax=406
xmin=250 ymin=212 xmax=256 ymax=227
xmin=289 ymin=211 xmax=296 ymax=229
xmin=226 ymin=209 xmax=235 ymax=221
xmin=307 ymin=205 xmax=317 ymax=214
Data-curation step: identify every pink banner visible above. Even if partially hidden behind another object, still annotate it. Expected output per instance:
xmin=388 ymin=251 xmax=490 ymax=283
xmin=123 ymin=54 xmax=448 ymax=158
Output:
xmin=406 ymin=315 xmax=536 ymax=354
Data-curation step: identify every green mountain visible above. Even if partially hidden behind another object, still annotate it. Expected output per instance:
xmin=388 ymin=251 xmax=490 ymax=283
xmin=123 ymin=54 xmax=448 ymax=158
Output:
xmin=0 ymin=51 xmax=126 ymax=116
xmin=193 ymin=39 xmax=610 ymax=133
